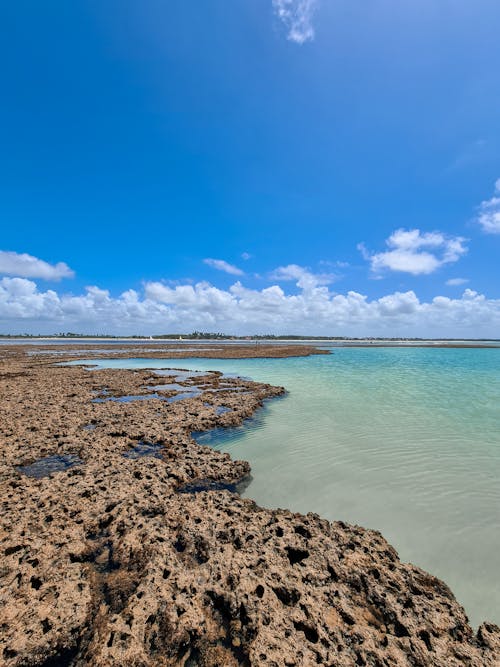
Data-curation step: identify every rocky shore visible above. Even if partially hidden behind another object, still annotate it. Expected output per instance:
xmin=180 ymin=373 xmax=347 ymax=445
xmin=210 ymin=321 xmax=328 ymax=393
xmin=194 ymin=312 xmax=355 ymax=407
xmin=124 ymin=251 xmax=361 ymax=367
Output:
xmin=0 ymin=345 xmax=499 ymax=666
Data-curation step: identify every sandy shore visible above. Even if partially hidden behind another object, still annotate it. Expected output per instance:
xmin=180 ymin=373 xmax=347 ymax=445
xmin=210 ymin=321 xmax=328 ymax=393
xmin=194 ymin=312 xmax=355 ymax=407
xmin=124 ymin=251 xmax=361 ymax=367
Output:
xmin=0 ymin=344 xmax=498 ymax=666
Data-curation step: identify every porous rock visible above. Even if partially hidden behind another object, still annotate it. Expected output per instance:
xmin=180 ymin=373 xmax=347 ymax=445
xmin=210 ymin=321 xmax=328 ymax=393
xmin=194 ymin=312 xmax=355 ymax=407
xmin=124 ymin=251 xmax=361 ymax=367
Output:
xmin=0 ymin=345 xmax=498 ymax=666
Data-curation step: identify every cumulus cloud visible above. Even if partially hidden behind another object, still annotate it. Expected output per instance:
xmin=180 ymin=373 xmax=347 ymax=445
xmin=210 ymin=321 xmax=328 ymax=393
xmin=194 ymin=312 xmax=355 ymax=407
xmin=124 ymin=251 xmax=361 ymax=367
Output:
xmin=273 ymin=0 xmax=318 ymax=44
xmin=203 ymin=258 xmax=244 ymax=276
xmin=446 ymin=278 xmax=469 ymax=286
xmin=0 ymin=250 xmax=74 ymax=281
xmin=476 ymin=179 xmax=500 ymax=234
xmin=1 ymin=275 xmax=500 ymax=338
xmin=360 ymin=229 xmax=468 ymax=276
xmin=270 ymin=264 xmax=336 ymax=290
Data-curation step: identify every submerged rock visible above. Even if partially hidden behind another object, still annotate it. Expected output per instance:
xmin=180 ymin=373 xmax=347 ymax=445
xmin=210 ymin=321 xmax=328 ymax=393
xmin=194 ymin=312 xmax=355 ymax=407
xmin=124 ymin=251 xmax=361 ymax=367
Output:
xmin=122 ymin=441 xmax=164 ymax=460
xmin=17 ymin=454 xmax=83 ymax=478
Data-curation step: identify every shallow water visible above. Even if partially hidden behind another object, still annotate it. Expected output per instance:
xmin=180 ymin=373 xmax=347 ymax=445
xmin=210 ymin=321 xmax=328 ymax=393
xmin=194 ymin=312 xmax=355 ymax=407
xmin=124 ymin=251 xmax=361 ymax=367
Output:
xmin=123 ymin=441 xmax=163 ymax=459
xmin=74 ymin=350 xmax=500 ymax=627
xmin=92 ymin=393 xmax=163 ymax=403
xmin=18 ymin=454 xmax=83 ymax=478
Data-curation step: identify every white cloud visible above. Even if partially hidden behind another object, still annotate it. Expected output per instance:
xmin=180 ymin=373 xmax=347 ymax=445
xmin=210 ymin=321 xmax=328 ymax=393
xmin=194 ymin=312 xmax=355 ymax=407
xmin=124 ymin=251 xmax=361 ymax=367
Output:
xmin=361 ymin=229 xmax=468 ymax=276
xmin=273 ymin=0 xmax=317 ymax=44
xmin=446 ymin=278 xmax=469 ymax=286
xmin=476 ymin=179 xmax=500 ymax=234
xmin=203 ymin=258 xmax=244 ymax=276
xmin=270 ymin=264 xmax=336 ymax=290
xmin=0 ymin=250 xmax=74 ymax=281
xmin=1 ymin=274 xmax=500 ymax=338
xmin=319 ymin=259 xmax=350 ymax=269
xmin=241 ymin=252 xmax=252 ymax=261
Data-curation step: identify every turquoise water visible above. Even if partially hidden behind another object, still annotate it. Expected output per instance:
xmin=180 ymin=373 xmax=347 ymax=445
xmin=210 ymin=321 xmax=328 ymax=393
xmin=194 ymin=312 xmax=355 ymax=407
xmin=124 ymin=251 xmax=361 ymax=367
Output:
xmin=78 ymin=349 xmax=500 ymax=627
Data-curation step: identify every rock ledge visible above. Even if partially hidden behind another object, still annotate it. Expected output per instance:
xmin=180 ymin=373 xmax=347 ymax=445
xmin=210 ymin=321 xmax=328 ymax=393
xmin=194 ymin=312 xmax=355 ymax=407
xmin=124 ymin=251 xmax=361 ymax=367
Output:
xmin=0 ymin=346 xmax=499 ymax=666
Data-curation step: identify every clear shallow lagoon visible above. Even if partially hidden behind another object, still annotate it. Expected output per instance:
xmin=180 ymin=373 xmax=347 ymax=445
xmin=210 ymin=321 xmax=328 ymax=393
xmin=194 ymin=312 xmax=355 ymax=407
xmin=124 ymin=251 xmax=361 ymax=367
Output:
xmin=78 ymin=349 xmax=500 ymax=627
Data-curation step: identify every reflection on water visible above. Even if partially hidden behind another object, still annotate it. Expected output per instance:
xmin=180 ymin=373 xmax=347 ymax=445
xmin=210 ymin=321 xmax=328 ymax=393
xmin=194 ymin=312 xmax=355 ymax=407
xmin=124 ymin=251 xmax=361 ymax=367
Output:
xmin=215 ymin=406 xmax=232 ymax=415
xmin=92 ymin=393 xmax=165 ymax=403
xmin=71 ymin=349 xmax=500 ymax=627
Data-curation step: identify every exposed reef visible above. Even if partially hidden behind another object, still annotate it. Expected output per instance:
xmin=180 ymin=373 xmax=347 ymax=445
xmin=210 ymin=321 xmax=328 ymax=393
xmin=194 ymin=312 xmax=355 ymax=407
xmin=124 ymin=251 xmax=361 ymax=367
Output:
xmin=0 ymin=345 xmax=499 ymax=666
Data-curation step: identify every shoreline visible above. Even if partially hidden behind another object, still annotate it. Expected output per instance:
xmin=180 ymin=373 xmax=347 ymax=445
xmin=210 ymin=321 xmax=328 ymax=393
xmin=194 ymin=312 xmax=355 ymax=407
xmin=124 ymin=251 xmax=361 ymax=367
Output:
xmin=1 ymin=344 xmax=499 ymax=665
xmin=2 ymin=338 xmax=500 ymax=349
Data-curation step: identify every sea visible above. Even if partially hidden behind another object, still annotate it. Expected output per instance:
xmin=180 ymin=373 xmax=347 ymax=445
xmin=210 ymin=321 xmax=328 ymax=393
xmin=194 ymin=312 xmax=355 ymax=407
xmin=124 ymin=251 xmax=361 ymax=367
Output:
xmin=69 ymin=346 xmax=500 ymax=628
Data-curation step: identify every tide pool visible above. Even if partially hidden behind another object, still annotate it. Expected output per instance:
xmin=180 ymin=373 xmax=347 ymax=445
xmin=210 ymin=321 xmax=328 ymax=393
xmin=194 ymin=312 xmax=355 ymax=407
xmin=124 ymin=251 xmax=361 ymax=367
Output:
xmin=77 ymin=348 xmax=500 ymax=627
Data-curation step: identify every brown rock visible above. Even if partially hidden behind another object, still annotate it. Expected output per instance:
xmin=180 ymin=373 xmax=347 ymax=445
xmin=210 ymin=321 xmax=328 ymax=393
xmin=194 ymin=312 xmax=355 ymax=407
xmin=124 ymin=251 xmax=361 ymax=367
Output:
xmin=0 ymin=345 xmax=498 ymax=666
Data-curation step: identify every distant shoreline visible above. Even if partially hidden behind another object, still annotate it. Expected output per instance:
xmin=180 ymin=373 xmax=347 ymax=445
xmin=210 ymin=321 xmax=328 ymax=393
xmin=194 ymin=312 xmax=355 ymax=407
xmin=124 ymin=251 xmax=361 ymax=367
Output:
xmin=1 ymin=336 xmax=499 ymax=349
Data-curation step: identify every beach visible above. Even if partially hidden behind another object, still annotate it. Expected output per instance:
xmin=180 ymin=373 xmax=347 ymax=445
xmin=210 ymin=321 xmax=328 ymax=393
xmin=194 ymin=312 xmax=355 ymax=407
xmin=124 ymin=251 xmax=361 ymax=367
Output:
xmin=1 ymin=343 xmax=499 ymax=666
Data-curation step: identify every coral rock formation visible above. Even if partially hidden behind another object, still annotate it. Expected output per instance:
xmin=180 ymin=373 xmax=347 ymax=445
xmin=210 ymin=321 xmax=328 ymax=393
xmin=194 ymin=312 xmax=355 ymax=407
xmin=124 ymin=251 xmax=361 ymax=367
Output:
xmin=0 ymin=346 xmax=499 ymax=666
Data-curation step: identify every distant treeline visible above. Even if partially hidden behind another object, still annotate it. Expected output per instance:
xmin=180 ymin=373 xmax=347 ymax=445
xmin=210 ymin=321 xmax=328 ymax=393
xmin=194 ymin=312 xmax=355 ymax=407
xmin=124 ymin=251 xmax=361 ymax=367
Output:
xmin=0 ymin=332 xmax=499 ymax=342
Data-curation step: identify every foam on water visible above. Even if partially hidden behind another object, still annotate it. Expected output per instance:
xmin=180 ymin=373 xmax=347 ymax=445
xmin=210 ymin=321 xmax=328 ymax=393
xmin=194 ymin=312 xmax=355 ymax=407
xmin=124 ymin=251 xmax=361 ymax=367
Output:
xmin=73 ymin=349 xmax=500 ymax=627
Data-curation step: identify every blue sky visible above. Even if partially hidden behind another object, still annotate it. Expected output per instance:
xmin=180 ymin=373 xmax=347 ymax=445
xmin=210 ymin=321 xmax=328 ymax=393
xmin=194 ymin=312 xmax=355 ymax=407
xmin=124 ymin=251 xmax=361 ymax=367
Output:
xmin=1 ymin=0 xmax=500 ymax=336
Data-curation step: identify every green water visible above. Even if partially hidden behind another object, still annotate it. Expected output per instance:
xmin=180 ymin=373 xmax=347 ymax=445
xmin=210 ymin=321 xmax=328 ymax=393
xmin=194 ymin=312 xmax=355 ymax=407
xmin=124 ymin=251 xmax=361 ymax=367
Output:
xmin=80 ymin=348 xmax=500 ymax=627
